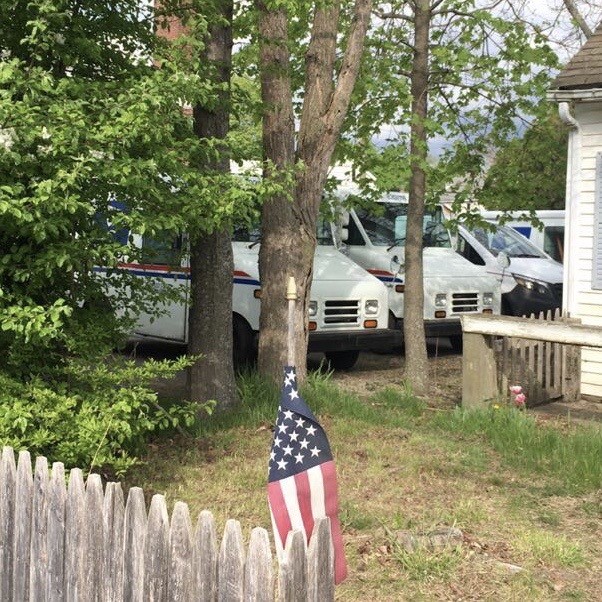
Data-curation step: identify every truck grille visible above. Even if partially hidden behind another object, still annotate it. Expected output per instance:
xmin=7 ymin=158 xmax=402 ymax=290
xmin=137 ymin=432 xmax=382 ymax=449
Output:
xmin=324 ymin=300 xmax=360 ymax=325
xmin=451 ymin=293 xmax=479 ymax=313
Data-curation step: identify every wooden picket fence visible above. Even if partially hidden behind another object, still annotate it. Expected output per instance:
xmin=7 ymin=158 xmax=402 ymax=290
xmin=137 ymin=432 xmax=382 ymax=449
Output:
xmin=0 ymin=447 xmax=335 ymax=601
xmin=461 ymin=312 xmax=598 ymax=409
xmin=495 ymin=309 xmax=580 ymax=406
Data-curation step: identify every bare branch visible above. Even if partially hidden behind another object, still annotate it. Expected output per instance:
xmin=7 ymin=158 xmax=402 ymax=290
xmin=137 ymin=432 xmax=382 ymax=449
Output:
xmin=561 ymin=0 xmax=593 ymax=38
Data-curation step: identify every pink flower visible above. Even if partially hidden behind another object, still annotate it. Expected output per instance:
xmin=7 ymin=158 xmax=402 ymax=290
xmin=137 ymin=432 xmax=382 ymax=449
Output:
xmin=509 ymin=385 xmax=523 ymax=395
xmin=514 ymin=393 xmax=526 ymax=406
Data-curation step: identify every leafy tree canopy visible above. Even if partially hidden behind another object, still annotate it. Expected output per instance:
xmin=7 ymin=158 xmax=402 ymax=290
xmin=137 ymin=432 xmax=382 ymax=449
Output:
xmin=333 ymin=0 xmax=560 ymax=210
xmin=478 ymin=107 xmax=569 ymax=211
xmin=0 ymin=0 xmax=256 ymax=470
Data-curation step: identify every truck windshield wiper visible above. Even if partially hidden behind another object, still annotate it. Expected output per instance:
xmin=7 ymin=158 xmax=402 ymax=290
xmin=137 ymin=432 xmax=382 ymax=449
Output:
xmin=510 ymin=253 xmax=540 ymax=258
xmin=248 ymin=238 xmax=261 ymax=249
xmin=387 ymin=237 xmax=406 ymax=251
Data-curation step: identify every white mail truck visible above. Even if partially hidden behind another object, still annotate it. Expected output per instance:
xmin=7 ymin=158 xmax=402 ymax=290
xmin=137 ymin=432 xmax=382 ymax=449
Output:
xmin=479 ymin=210 xmax=565 ymax=263
xmin=113 ymin=229 xmax=396 ymax=370
xmin=328 ymin=192 xmax=502 ymax=351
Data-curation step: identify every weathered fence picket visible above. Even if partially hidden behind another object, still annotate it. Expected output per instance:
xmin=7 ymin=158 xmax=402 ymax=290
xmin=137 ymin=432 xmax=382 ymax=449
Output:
xmin=46 ymin=462 xmax=66 ymax=601
xmin=1 ymin=447 xmax=16 ymax=602
xmin=30 ymin=456 xmax=49 ymax=602
xmin=64 ymin=468 xmax=85 ymax=602
xmin=14 ymin=451 xmax=33 ymax=602
xmin=0 ymin=447 xmax=335 ymax=601
xmin=103 ymin=482 xmax=125 ymax=601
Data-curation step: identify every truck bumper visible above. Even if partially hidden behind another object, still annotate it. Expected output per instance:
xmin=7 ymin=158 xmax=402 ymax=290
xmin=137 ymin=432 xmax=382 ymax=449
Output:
xmin=391 ymin=317 xmax=471 ymax=339
xmin=503 ymin=288 xmax=561 ymax=317
xmin=308 ymin=328 xmax=400 ymax=353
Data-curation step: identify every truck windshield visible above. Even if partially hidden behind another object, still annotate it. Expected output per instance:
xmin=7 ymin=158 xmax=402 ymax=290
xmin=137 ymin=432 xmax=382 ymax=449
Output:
xmin=356 ymin=204 xmax=451 ymax=248
xmin=470 ymin=224 xmax=545 ymax=258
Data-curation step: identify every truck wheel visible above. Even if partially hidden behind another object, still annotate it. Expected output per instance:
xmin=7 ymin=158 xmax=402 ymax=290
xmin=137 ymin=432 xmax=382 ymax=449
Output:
xmin=449 ymin=335 xmax=463 ymax=354
xmin=324 ymin=350 xmax=360 ymax=371
xmin=233 ymin=315 xmax=256 ymax=370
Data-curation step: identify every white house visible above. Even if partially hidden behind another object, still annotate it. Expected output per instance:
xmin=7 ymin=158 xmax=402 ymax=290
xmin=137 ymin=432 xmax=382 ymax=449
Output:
xmin=548 ymin=23 xmax=602 ymax=400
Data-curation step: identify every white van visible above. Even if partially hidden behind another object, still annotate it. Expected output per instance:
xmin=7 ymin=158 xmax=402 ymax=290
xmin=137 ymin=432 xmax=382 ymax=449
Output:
xmin=329 ymin=193 xmax=502 ymax=351
xmin=480 ymin=210 xmax=565 ymax=263
xmin=456 ymin=223 xmax=563 ymax=317
xmin=116 ymin=230 xmax=396 ymax=370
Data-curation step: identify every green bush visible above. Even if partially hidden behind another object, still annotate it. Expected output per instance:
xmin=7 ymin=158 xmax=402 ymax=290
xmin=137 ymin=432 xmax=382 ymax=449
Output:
xmin=0 ymin=356 xmax=210 ymax=477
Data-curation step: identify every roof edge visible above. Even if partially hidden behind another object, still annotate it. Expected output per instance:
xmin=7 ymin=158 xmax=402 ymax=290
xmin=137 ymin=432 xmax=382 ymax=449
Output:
xmin=547 ymin=88 xmax=602 ymax=102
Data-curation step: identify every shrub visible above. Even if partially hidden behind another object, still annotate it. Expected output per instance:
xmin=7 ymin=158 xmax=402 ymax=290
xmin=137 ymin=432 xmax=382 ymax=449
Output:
xmin=0 ymin=355 xmax=210 ymax=477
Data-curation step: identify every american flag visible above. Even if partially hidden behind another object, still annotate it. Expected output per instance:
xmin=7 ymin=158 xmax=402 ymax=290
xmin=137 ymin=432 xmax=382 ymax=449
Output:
xmin=267 ymin=366 xmax=347 ymax=584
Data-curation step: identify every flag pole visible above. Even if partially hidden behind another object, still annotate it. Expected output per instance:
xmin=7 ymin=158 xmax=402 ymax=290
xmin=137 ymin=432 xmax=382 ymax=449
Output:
xmin=286 ymin=276 xmax=297 ymax=366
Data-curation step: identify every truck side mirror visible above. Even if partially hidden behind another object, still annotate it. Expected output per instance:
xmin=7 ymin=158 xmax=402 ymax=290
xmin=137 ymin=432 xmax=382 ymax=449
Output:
xmin=336 ymin=210 xmax=350 ymax=244
xmin=497 ymin=251 xmax=510 ymax=269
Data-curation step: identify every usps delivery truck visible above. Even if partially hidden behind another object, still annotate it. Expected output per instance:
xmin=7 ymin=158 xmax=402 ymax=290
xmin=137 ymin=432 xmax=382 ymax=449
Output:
xmin=456 ymin=222 xmax=563 ymax=317
xmin=479 ymin=210 xmax=565 ymax=263
xmin=328 ymin=192 xmax=502 ymax=351
xmin=114 ymin=229 xmax=395 ymax=370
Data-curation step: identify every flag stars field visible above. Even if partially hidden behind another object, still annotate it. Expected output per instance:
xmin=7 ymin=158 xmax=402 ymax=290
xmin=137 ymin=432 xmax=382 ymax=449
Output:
xmin=267 ymin=365 xmax=347 ymax=584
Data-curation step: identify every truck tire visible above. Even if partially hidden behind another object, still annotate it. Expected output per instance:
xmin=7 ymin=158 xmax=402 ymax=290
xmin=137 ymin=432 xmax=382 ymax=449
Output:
xmin=233 ymin=315 xmax=256 ymax=369
xmin=449 ymin=334 xmax=463 ymax=354
xmin=324 ymin=350 xmax=360 ymax=371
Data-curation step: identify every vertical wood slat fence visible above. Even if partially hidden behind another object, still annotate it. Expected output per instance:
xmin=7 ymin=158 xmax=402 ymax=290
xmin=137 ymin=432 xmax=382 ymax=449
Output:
xmin=461 ymin=313 xmax=602 ymax=408
xmin=495 ymin=309 xmax=580 ymax=406
xmin=0 ymin=447 xmax=335 ymax=601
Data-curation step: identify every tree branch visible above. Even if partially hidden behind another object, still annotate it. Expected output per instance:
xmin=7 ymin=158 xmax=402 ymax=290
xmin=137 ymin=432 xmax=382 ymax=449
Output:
xmin=561 ymin=0 xmax=593 ymax=39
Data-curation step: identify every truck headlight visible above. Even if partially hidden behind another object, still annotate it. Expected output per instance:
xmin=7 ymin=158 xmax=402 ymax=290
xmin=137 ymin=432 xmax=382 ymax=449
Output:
xmin=308 ymin=300 xmax=318 ymax=317
xmin=513 ymin=274 xmax=552 ymax=297
xmin=434 ymin=293 xmax=447 ymax=307
xmin=483 ymin=292 xmax=494 ymax=306
xmin=365 ymin=299 xmax=379 ymax=315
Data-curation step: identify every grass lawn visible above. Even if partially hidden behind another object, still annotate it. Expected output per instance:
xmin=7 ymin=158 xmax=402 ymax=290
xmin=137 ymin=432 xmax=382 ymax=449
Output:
xmin=127 ymin=371 xmax=602 ymax=601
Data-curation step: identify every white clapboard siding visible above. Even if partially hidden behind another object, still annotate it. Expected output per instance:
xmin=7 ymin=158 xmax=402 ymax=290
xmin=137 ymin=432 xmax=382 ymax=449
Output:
xmin=0 ymin=447 xmax=336 ymax=601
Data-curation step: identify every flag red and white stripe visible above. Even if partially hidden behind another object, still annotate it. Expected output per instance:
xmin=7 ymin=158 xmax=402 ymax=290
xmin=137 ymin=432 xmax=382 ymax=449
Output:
xmin=267 ymin=367 xmax=347 ymax=584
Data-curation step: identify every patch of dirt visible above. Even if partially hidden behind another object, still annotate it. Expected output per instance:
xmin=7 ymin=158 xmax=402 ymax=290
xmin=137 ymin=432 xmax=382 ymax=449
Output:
xmin=322 ymin=340 xmax=463 ymax=408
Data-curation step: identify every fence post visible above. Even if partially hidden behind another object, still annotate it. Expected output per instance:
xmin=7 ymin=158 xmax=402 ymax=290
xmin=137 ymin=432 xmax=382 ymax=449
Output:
xmin=85 ymin=474 xmax=105 ymax=601
xmin=13 ymin=450 xmax=33 ymax=602
xmin=30 ymin=455 xmax=49 ymax=601
xmin=194 ymin=510 xmax=218 ymax=601
xmin=46 ymin=462 xmax=66 ymax=602
xmin=244 ymin=527 xmax=273 ymax=602
xmin=278 ymin=530 xmax=307 ymax=602
xmin=307 ymin=518 xmax=334 ymax=602
xmin=64 ymin=468 xmax=86 ymax=602
xmin=168 ymin=501 xmax=194 ymax=602
xmin=462 ymin=332 xmax=498 ymax=408
xmin=103 ymin=482 xmax=125 ymax=602
xmin=123 ymin=487 xmax=146 ymax=602
xmin=144 ymin=494 xmax=170 ymax=602
xmin=218 ymin=519 xmax=245 ymax=602
xmin=1 ymin=447 xmax=17 ymax=602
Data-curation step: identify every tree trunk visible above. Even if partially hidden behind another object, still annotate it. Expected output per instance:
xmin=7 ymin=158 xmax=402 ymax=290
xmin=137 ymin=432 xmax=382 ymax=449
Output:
xmin=188 ymin=0 xmax=238 ymax=410
xmin=257 ymin=0 xmax=371 ymax=384
xmin=404 ymin=0 xmax=430 ymax=397
xmin=256 ymin=2 xmax=298 ymax=380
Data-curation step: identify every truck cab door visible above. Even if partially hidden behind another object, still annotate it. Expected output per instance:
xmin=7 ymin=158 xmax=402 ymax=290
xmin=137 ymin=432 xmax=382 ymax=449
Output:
xmin=134 ymin=232 xmax=189 ymax=342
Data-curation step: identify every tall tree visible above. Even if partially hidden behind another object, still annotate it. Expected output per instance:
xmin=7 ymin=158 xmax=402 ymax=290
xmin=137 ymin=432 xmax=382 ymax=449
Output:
xmin=1 ymin=1 xmax=254 ymax=394
xmin=404 ymin=0 xmax=430 ymax=396
xmin=184 ymin=1 xmax=240 ymax=409
xmin=256 ymin=0 xmax=372 ymax=382
xmin=338 ymin=0 xmax=558 ymax=394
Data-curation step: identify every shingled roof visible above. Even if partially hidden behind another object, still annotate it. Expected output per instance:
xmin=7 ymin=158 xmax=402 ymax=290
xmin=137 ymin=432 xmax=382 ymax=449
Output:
xmin=551 ymin=22 xmax=602 ymax=90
